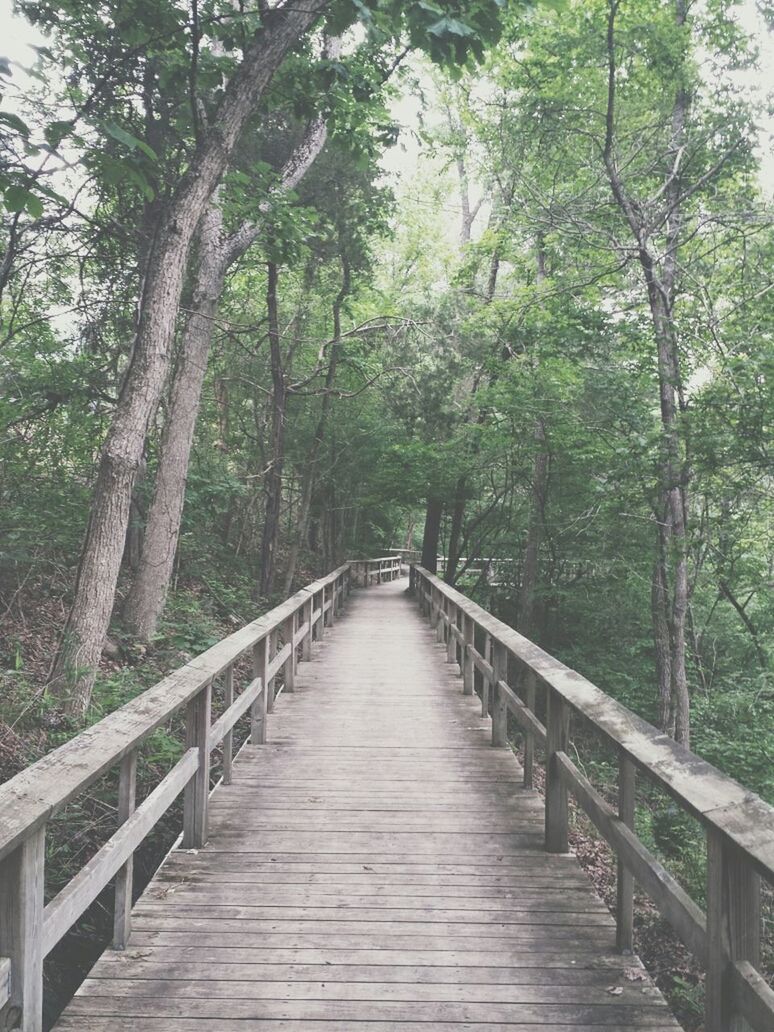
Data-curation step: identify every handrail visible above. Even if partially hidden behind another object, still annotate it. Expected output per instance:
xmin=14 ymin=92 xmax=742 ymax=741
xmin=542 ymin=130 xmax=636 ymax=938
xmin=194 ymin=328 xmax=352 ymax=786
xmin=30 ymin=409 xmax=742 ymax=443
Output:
xmin=0 ymin=558 xmax=395 ymax=1032
xmin=349 ymin=555 xmax=402 ymax=587
xmin=411 ymin=564 xmax=774 ymax=1032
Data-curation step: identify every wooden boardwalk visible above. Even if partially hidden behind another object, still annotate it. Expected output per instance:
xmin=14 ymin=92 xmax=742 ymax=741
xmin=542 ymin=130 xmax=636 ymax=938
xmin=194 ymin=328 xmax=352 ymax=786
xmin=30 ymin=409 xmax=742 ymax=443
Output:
xmin=55 ymin=577 xmax=680 ymax=1031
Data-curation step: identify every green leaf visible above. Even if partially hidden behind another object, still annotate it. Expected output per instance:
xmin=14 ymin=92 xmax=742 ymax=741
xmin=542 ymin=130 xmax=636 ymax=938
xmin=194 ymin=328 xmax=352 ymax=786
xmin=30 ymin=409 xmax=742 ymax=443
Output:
xmin=0 ymin=111 xmax=31 ymax=136
xmin=4 ymin=185 xmax=30 ymax=212
xmin=25 ymin=194 xmax=44 ymax=218
xmin=103 ymin=121 xmax=158 ymax=161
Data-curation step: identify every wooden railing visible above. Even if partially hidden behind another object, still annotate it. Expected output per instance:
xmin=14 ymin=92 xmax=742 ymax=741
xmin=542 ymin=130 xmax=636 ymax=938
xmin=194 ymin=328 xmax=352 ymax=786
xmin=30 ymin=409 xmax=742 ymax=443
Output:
xmin=0 ymin=559 xmax=393 ymax=1032
xmin=349 ymin=555 xmax=402 ymax=586
xmin=411 ymin=564 xmax=774 ymax=1032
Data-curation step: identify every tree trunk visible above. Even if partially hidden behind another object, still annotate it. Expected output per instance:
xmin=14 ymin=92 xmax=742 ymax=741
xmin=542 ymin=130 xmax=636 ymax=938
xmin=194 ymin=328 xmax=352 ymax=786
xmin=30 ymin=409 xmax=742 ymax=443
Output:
xmin=421 ymin=495 xmax=443 ymax=573
xmin=652 ymin=510 xmax=674 ymax=734
xmin=444 ymin=478 xmax=466 ymax=584
xmin=257 ymin=262 xmax=286 ymax=598
xmin=48 ymin=0 xmax=329 ymax=714
xmin=124 ymin=119 xmax=330 ymax=641
xmin=123 ymin=204 xmax=226 ymax=639
xmin=282 ymin=250 xmax=350 ymax=594
xmin=518 ymin=418 xmax=548 ymax=641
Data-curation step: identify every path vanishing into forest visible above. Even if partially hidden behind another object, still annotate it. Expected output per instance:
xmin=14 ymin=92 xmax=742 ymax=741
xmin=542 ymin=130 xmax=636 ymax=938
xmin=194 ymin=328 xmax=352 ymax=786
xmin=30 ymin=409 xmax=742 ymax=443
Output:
xmin=53 ymin=576 xmax=680 ymax=1031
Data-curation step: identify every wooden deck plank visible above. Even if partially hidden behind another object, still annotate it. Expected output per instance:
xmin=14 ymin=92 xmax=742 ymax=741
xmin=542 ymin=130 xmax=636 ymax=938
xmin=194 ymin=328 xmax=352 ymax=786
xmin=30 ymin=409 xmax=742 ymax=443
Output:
xmin=54 ymin=578 xmax=680 ymax=1031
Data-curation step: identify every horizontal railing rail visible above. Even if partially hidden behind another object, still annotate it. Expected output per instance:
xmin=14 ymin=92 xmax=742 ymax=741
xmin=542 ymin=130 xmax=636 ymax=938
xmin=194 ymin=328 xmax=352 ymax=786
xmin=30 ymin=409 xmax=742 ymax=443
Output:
xmin=0 ymin=558 xmax=392 ymax=1032
xmin=411 ymin=564 xmax=774 ymax=1032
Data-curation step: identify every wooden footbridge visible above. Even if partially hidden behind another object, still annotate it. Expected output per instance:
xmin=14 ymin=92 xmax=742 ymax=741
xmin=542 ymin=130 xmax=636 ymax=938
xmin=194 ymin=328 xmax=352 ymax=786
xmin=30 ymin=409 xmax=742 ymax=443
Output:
xmin=1 ymin=559 xmax=773 ymax=1031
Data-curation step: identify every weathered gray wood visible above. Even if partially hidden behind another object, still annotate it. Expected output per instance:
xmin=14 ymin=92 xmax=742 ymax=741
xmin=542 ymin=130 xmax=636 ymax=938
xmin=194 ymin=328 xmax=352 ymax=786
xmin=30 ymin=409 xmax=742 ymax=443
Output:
xmin=222 ymin=666 xmax=234 ymax=786
xmin=268 ymin=640 xmax=292 ymax=682
xmin=208 ymin=677 xmax=262 ymax=751
xmin=446 ymin=601 xmax=457 ymax=664
xmin=302 ymin=598 xmax=313 ymax=660
xmin=54 ymin=577 xmax=678 ymax=1032
xmin=284 ymin=614 xmax=296 ymax=691
xmin=732 ymin=961 xmax=774 ymax=1032
xmin=499 ymin=679 xmax=546 ymax=749
xmin=616 ymin=753 xmax=635 ymax=954
xmin=113 ymin=749 xmax=137 ymax=950
xmin=492 ymin=645 xmax=508 ymax=748
xmin=0 ymin=956 xmax=10 ymax=1010
xmin=0 ymin=827 xmax=44 ymax=1032
xmin=0 ymin=566 xmax=349 ymax=865
xmin=462 ymin=617 xmax=474 ymax=696
xmin=555 ymin=751 xmax=707 ymax=964
xmin=545 ymin=691 xmax=569 ymax=853
xmin=706 ymin=830 xmax=761 ymax=1032
xmin=182 ymin=684 xmax=211 ymax=849
xmin=413 ymin=568 xmax=774 ymax=878
xmin=523 ymin=669 xmax=537 ymax=789
xmin=251 ymin=641 xmax=267 ymax=745
xmin=44 ymin=750 xmax=198 ymax=957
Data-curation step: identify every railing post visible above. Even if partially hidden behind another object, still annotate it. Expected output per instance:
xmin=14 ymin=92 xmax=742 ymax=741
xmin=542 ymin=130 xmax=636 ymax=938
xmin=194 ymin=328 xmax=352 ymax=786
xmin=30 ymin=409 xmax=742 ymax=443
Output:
xmin=616 ymin=753 xmax=635 ymax=953
xmin=436 ymin=595 xmax=446 ymax=644
xmin=446 ymin=602 xmax=456 ymax=664
xmin=317 ymin=589 xmax=325 ymax=639
xmin=303 ymin=597 xmax=313 ymax=659
xmin=706 ymin=830 xmax=760 ymax=1032
xmin=328 ymin=582 xmax=336 ymax=626
xmin=463 ymin=614 xmax=474 ymax=696
xmin=182 ymin=681 xmax=211 ymax=849
xmin=523 ymin=669 xmax=536 ymax=789
xmin=284 ymin=613 xmax=296 ymax=691
xmin=545 ymin=688 xmax=570 ymax=853
xmin=492 ymin=641 xmax=508 ymax=747
xmin=480 ymin=632 xmax=491 ymax=717
xmin=113 ymin=748 xmax=137 ymax=949
xmin=0 ymin=828 xmax=45 ymax=1032
xmin=266 ymin=629 xmax=277 ymax=711
xmin=222 ymin=666 xmax=234 ymax=784
xmin=252 ymin=640 xmax=267 ymax=744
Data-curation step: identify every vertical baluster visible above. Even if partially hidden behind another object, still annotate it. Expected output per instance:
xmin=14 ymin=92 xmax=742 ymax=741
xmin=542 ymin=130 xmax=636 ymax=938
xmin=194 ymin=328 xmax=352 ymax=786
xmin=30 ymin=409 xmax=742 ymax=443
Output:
xmin=328 ymin=583 xmax=336 ymax=627
xmin=317 ymin=589 xmax=325 ymax=639
xmin=113 ymin=748 xmax=138 ymax=948
xmin=481 ymin=632 xmax=490 ymax=717
xmin=266 ymin=629 xmax=277 ymax=711
xmin=545 ymin=688 xmax=570 ymax=853
xmin=252 ymin=639 xmax=267 ymax=745
xmin=463 ymin=614 xmax=474 ymax=696
xmin=284 ymin=613 xmax=296 ymax=691
xmin=446 ymin=602 xmax=457 ymax=664
xmin=0 ymin=828 xmax=45 ymax=1032
xmin=705 ymin=830 xmax=760 ymax=1032
xmin=616 ymin=753 xmax=635 ymax=952
xmin=222 ymin=666 xmax=234 ymax=785
xmin=523 ymin=669 xmax=536 ymax=789
xmin=182 ymin=681 xmax=212 ymax=849
xmin=302 ymin=597 xmax=313 ymax=661
xmin=491 ymin=641 xmax=508 ymax=747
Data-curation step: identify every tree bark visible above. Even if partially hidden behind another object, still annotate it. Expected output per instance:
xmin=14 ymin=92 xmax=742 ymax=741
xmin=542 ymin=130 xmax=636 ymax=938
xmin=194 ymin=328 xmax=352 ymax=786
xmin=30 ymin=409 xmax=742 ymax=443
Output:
xmin=48 ymin=0 xmax=330 ymax=713
xmin=652 ymin=509 xmax=674 ymax=734
xmin=518 ymin=418 xmax=548 ymax=641
xmin=421 ymin=495 xmax=443 ymax=573
xmin=257 ymin=262 xmax=286 ymax=598
xmin=123 ymin=118 xmax=330 ymax=641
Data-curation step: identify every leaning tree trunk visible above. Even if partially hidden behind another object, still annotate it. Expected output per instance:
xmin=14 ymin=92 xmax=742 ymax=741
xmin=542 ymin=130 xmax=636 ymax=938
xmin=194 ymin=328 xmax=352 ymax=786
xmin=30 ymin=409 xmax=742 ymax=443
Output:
xmin=652 ymin=505 xmax=674 ymax=735
xmin=123 ymin=204 xmax=226 ymax=639
xmin=48 ymin=0 xmax=329 ymax=715
xmin=257 ymin=262 xmax=287 ymax=598
xmin=124 ymin=119 xmax=330 ymax=642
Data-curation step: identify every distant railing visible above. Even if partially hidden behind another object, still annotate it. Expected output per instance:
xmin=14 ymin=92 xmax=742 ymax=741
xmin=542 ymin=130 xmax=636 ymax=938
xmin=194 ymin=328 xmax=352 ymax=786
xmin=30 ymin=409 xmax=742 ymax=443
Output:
xmin=350 ymin=555 xmax=402 ymax=586
xmin=411 ymin=564 xmax=774 ymax=1032
xmin=0 ymin=558 xmax=396 ymax=1032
